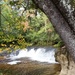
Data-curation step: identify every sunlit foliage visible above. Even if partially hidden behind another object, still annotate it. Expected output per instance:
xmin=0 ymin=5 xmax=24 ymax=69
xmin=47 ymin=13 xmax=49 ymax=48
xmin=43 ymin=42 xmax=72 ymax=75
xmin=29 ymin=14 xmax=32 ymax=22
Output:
xmin=0 ymin=0 xmax=63 ymax=50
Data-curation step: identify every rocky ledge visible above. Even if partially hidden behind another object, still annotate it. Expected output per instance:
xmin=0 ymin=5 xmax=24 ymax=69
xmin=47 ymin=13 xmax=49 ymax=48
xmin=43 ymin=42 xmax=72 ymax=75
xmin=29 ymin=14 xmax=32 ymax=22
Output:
xmin=56 ymin=46 xmax=75 ymax=75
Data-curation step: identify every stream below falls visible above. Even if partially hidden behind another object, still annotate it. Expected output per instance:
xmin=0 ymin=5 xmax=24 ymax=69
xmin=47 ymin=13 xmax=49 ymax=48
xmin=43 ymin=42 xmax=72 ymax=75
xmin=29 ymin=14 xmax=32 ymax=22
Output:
xmin=0 ymin=46 xmax=61 ymax=75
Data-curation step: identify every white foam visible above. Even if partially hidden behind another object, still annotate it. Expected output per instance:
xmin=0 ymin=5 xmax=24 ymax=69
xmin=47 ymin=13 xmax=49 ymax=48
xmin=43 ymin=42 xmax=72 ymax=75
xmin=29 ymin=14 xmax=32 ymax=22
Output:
xmin=7 ymin=47 xmax=58 ymax=64
xmin=7 ymin=61 xmax=21 ymax=65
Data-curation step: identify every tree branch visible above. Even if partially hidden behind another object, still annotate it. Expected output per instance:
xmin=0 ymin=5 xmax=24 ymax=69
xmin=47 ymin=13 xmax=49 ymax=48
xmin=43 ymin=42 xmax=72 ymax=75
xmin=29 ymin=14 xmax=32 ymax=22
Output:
xmin=32 ymin=0 xmax=75 ymax=61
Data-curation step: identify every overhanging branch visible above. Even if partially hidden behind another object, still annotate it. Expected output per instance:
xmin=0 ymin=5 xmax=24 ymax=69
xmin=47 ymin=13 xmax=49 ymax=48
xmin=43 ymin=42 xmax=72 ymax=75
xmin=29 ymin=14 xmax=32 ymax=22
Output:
xmin=32 ymin=0 xmax=75 ymax=62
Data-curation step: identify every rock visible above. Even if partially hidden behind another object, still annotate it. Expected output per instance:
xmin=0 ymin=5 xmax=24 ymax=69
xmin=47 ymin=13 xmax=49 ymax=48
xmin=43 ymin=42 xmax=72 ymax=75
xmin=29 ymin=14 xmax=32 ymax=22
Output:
xmin=0 ymin=51 xmax=9 ymax=56
xmin=10 ymin=49 xmax=20 ymax=56
xmin=56 ymin=47 xmax=75 ymax=75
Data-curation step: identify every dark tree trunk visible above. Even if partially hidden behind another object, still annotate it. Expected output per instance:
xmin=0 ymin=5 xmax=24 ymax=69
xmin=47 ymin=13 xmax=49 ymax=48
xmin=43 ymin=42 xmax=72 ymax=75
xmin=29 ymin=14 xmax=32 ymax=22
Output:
xmin=32 ymin=0 xmax=75 ymax=62
xmin=52 ymin=0 xmax=75 ymax=33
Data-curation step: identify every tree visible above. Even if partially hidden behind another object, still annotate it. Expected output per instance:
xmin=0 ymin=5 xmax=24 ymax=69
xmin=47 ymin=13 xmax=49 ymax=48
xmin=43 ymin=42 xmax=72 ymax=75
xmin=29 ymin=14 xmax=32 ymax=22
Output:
xmin=1 ymin=0 xmax=61 ymax=49
xmin=32 ymin=0 xmax=75 ymax=61
xmin=0 ymin=0 xmax=26 ymax=48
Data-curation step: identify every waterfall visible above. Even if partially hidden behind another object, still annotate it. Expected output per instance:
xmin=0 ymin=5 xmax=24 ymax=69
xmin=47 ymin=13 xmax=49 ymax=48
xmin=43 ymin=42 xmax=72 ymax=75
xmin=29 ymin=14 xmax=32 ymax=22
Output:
xmin=7 ymin=47 xmax=58 ymax=65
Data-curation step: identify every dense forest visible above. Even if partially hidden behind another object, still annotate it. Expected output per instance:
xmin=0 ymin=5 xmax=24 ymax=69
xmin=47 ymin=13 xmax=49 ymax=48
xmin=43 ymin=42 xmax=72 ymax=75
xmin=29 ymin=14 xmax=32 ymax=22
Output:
xmin=0 ymin=0 xmax=63 ymax=52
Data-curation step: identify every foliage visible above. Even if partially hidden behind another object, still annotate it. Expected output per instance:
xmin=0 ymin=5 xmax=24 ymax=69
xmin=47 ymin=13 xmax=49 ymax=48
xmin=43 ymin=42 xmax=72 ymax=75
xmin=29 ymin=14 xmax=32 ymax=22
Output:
xmin=0 ymin=0 xmax=63 ymax=51
xmin=71 ymin=0 xmax=75 ymax=7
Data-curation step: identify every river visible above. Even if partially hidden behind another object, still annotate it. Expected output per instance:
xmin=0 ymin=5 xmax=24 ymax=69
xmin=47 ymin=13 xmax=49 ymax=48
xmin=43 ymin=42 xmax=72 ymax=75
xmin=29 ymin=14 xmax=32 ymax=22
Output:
xmin=0 ymin=46 xmax=61 ymax=75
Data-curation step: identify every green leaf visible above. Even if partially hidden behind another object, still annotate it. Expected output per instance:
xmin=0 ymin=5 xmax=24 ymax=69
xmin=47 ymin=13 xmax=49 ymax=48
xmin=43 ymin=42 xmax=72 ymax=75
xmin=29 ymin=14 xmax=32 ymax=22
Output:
xmin=0 ymin=1 xmax=6 ymax=5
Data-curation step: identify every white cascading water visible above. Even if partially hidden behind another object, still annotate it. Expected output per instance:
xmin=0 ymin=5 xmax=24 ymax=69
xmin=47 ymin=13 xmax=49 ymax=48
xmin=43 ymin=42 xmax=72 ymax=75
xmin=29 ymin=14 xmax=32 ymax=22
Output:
xmin=7 ymin=47 xmax=58 ymax=65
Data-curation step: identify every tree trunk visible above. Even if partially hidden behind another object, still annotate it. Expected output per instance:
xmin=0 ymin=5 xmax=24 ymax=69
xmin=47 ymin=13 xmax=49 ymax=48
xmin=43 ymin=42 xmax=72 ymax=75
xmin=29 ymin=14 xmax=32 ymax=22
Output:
xmin=32 ymin=0 xmax=75 ymax=62
xmin=52 ymin=0 xmax=75 ymax=33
